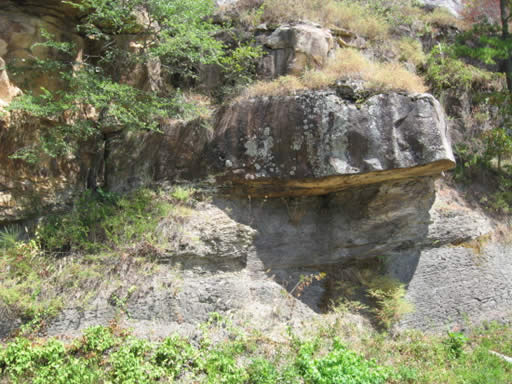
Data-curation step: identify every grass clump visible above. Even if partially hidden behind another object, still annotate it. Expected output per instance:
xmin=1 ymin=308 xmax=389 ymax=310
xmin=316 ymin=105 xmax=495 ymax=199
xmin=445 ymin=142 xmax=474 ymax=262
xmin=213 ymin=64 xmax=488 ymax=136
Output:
xmin=243 ymin=48 xmax=427 ymax=98
xmin=365 ymin=276 xmax=414 ymax=330
xmin=422 ymin=7 xmax=466 ymax=29
xmin=397 ymin=38 xmax=426 ymax=67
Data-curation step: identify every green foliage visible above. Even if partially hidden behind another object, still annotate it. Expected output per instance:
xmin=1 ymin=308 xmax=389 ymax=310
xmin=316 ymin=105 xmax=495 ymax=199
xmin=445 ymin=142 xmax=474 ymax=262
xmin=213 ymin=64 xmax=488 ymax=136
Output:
xmin=0 ymin=225 xmax=22 ymax=251
xmin=36 ymin=188 xmax=169 ymax=252
xmin=1 ymin=321 xmax=512 ymax=383
xmin=425 ymin=43 xmax=496 ymax=95
xmin=153 ymin=336 xmax=199 ymax=379
xmin=171 ymin=186 xmax=196 ymax=203
xmin=218 ymin=43 xmax=263 ymax=98
xmin=82 ymin=325 xmax=117 ymax=353
xmin=456 ymin=21 xmax=512 ymax=66
xmin=482 ymin=127 xmax=512 ymax=170
xmin=6 ymin=0 xmax=228 ymax=162
xmin=246 ymin=358 xmax=280 ymax=384
xmin=366 ymin=277 xmax=414 ymax=330
xmin=444 ymin=331 xmax=469 ymax=358
xmin=295 ymin=338 xmax=394 ymax=384
xmin=110 ymin=339 xmax=161 ymax=384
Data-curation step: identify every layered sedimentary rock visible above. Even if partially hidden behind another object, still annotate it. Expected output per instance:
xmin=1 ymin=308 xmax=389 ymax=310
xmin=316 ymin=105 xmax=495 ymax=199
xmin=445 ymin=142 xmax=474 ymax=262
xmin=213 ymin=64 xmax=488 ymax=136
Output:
xmin=2 ymin=0 xmax=511 ymax=341
xmin=210 ymin=90 xmax=455 ymax=197
xmin=38 ymin=178 xmax=511 ymax=339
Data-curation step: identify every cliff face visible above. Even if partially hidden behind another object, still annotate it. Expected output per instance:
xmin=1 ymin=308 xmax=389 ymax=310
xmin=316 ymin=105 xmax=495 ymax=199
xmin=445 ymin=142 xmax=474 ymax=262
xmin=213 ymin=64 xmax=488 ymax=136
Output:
xmin=0 ymin=1 xmax=510 ymax=339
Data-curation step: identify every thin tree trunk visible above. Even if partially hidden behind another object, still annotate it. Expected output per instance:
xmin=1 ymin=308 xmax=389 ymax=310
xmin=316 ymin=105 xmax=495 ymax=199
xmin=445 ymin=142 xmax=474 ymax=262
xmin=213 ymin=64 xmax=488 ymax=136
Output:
xmin=501 ymin=0 xmax=512 ymax=92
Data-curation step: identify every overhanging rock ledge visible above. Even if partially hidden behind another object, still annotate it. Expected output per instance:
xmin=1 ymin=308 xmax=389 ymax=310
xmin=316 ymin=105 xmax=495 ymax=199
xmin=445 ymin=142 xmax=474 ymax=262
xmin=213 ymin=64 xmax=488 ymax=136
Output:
xmin=208 ymin=90 xmax=456 ymax=197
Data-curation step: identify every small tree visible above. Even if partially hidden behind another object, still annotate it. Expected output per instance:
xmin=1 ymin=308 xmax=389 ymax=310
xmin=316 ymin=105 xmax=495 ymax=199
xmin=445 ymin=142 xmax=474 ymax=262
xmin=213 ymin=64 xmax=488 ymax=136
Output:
xmin=6 ymin=0 xmax=225 ymax=162
xmin=456 ymin=0 xmax=512 ymax=169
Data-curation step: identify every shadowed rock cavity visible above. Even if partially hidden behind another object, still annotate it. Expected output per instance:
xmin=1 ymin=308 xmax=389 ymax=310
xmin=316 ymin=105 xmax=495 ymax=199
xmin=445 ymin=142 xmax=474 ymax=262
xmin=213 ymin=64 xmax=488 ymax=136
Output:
xmin=213 ymin=177 xmax=436 ymax=269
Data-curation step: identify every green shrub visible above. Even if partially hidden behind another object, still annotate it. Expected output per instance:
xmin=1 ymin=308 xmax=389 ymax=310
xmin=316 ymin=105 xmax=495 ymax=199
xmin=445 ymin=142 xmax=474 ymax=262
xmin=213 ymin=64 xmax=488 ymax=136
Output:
xmin=247 ymin=358 xmax=280 ymax=384
xmin=425 ymin=44 xmax=497 ymax=95
xmin=171 ymin=186 xmax=196 ymax=203
xmin=443 ymin=331 xmax=468 ymax=358
xmin=110 ymin=340 xmax=161 ymax=384
xmin=296 ymin=338 xmax=394 ymax=384
xmin=36 ymin=188 xmax=169 ymax=252
xmin=153 ymin=335 xmax=199 ymax=379
xmin=366 ymin=277 xmax=414 ymax=330
xmin=0 ymin=225 xmax=22 ymax=252
xmin=82 ymin=326 xmax=117 ymax=353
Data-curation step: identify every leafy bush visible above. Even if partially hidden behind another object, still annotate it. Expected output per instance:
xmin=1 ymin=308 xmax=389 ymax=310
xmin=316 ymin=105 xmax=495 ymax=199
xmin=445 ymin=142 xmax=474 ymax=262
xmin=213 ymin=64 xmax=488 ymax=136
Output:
xmin=36 ymin=188 xmax=169 ymax=252
xmin=247 ymin=358 xmax=280 ymax=384
xmin=1 ymin=322 xmax=512 ymax=383
xmin=296 ymin=338 xmax=394 ymax=384
xmin=82 ymin=325 xmax=117 ymax=353
xmin=425 ymin=44 xmax=498 ymax=95
xmin=153 ymin=336 xmax=198 ymax=379
xmin=444 ymin=331 xmax=468 ymax=358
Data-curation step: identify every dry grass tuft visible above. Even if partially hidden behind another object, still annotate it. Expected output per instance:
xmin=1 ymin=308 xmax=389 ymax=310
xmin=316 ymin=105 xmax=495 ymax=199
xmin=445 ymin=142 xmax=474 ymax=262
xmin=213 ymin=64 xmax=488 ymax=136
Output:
xmin=397 ymin=38 xmax=426 ymax=67
xmin=242 ymin=49 xmax=427 ymax=98
xmin=239 ymin=0 xmax=390 ymax=40
xmin=243 ymin=75 xmax=305 ymax=98
xmin=422 ymin=8 xmax=467 ymax=29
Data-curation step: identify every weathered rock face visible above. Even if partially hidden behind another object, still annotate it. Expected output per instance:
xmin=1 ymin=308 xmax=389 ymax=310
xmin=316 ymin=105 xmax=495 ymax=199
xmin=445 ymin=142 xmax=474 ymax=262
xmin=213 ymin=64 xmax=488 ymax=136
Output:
xmin=104 ymin=118 xmax=212 ymax=194
xmin=257 ymin=22 xmax=336 ymax=78
xmin=419 ymin=0 xmax=463 ymax=16
xmin=388 ymin=181 xmax=511 ymax=331
xmin=0 ymin=113 xmax=95 ymax=224
xmin=210 ymin=90 xmax=455 ymax=197
xmin=2 ymin=0 xmax=511 ymax=341
xmin=0 ymin=1 xmax=82 ymax=92
xmin=0 ymin=57 xmax=20 ymax=107
xmin=33 ymin=178 xmax=511 ymax=339
xmin=0 ymin=1 xmax=89 ymax=224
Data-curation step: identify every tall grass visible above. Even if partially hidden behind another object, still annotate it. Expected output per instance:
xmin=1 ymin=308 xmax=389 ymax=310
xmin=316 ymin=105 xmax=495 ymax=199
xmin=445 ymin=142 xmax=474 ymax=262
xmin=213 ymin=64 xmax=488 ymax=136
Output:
xmin=243 ymin=48 xmax=427 ymax=98
xmin=241 ymin=0 xmax=390 ymax=40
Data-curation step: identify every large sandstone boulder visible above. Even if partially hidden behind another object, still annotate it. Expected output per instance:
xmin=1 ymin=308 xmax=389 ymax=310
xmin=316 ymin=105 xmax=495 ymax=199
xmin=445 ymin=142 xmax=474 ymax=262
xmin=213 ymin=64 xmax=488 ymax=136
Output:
xmin=209 ymin=89 xmax=455 ymax=197
xmin=258 ymin=22 xmax=336 ymax=78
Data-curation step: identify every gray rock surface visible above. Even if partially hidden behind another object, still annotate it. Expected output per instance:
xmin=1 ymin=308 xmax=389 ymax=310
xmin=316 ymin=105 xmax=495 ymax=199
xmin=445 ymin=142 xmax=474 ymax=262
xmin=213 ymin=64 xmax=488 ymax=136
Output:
xmin=392 ymin=242 xmax=512 ymax=331
xmin=38 ymin=178 xmax=511 ymax=338
xmin=419 ymin=0 xmax=463 ymax=17
xmin=258 ymin=22 xmax=336 ymax=78
xmin=210 ymin=90 xmax=455 ymax=197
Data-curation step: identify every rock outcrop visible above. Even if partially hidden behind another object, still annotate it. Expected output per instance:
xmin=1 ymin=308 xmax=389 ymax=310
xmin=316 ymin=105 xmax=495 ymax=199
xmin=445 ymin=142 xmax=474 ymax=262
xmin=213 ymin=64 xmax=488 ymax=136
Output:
xmin=1 ymin=0 xmax=511 ymax=341
xmin=0 ymin=57 xmax=20 ymax=107
xmin=258 ymin=22 xmax=336 ymax=78
xmin=419 ymin=0 xmax=463 ymax=17
xmin=210 ymin=90 xmax=455 ymax=197
xmin=35 ymin=178 xmax=511 ymax=338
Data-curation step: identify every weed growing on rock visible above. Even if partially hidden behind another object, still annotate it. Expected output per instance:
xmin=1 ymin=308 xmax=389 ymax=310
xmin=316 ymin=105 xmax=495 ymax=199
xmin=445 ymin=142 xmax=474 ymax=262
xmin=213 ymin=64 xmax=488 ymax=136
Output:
xmin=243 ymin=48 xmax=427 ymax=98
